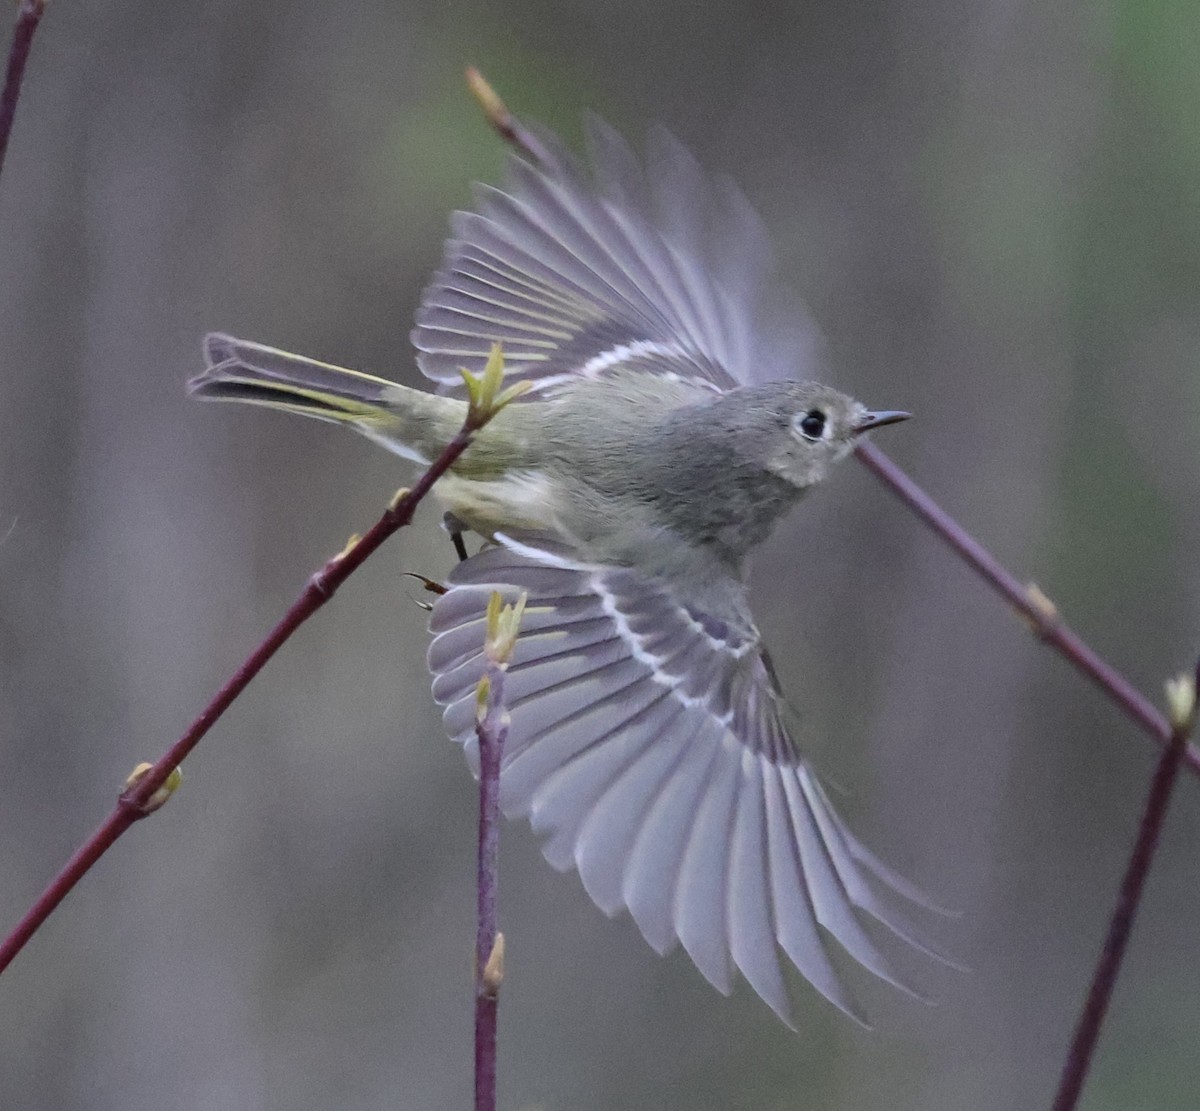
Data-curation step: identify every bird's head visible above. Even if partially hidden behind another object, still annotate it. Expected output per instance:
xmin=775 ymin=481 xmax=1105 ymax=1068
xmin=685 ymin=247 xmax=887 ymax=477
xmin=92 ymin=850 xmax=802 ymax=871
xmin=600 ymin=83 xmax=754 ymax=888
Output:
xmin=750 ymin=381 xmax=909 ymax=489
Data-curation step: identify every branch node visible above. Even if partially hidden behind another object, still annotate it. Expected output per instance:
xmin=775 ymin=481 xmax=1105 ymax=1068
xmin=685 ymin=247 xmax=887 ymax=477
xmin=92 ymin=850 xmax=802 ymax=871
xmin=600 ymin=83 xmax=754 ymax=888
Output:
xmin=1165 ymin=674 xmax=1197 ymax=733
xmin=310 ymin=537 xmax=358 ymax=600
xmin=484 ymin=590 xmax=527 ymax=665
xmin=1021 ymin=582 xmax=1060 ymax=640
xmin=307 ymin=569 xmax=336 ymax=601
xmin=460 ymin=342 xmax=527 ymax=429
xmin=122 ymin=762 xmax=183 ymax=815
xmin=474 ymin=674 xmax=491 ymax=723
xmin=481 ymin=932 xmax=506 ymax=997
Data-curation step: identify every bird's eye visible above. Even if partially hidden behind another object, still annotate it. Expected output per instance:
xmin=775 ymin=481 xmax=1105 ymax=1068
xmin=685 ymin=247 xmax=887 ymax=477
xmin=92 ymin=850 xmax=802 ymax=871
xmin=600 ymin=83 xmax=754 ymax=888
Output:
xmin=796 ymin=409 xmax=827 ymax=442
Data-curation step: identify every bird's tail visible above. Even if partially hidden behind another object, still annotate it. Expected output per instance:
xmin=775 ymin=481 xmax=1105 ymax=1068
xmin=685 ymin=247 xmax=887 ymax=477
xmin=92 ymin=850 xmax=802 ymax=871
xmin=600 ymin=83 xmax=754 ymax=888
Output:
xmin=189 ymin=334 xmax=466 ymax=463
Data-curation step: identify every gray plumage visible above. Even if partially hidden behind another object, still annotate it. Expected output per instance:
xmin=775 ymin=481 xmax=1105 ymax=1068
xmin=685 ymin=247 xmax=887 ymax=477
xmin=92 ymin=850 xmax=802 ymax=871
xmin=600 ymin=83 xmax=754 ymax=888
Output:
xmin=190 ymin=114 xmax=946 ymax=1028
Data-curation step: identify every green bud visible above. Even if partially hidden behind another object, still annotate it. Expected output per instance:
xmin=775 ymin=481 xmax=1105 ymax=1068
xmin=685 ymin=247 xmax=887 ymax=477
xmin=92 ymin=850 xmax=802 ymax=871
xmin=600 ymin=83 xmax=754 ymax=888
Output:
xmin=1165 ymin=675 xmax=1196 ymax=732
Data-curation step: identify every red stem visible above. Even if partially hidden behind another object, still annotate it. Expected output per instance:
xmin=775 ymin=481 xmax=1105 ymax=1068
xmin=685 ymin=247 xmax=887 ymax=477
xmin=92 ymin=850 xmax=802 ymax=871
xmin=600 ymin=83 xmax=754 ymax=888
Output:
xmin=0 ymin=423 xmax=479 ymax=977
xmin=1048 ymin=660 xmax=1199 ymax=1111
xmin=854 ymin=440 xmax=1199 ymax=772
xmin=0 ymin=0 xmax=44 ymax=180
xmin=474 ymin=658 xmax=508 ymax=1111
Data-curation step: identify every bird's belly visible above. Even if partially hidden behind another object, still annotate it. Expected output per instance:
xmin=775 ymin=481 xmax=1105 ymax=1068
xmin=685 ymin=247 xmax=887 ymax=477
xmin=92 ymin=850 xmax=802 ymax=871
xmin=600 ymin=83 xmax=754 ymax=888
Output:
xmin=434 ymin=470 xmax=561 ymax=538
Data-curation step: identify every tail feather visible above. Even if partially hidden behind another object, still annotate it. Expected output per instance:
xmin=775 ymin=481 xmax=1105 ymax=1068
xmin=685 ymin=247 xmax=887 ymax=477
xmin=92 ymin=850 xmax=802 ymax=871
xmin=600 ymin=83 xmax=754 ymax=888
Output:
xmin=189 ymin=333 xmax=467 ymax=463
xmin=191 ymin=333 xmax=397 ymax=418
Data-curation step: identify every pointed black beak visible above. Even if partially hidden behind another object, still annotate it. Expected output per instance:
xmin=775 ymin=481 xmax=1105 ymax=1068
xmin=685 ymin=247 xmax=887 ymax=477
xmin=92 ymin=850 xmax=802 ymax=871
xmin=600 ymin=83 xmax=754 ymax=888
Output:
xmin=854 ymin=409 xmax=911 ymax=435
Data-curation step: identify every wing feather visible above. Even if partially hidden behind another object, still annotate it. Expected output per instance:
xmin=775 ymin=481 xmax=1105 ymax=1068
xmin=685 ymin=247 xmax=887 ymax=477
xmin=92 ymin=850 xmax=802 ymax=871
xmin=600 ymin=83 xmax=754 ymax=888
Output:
xmin=728 ymin=751 xmax=792 ymax=1024
xmin=574 ymin=701 xmax=692 ymax=914
xmin=622 ymin=717 xmax=723 ymax=955
xmin=670 ymin=727 xmax=741 ymax=994
xmin=427 ymin=537 xmax=946 ymax=1022
xmin=533 ymin=691 xmax=679 ymax=872
xmin=762 ymin=766 xmax=866 ymax=1022
xmin=500 ymin=665 xmax=660 ymax=816
xmin=412 ymin=118 xmax=820 ymax=393
xmin=780 ymin=772 xmax=913 ymax=996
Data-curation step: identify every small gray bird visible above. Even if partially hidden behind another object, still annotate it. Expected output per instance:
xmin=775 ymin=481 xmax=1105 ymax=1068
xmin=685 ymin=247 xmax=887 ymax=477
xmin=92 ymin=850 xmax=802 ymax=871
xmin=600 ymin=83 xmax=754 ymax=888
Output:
xmin=190 ymin=116 xmax=944 ymax=1026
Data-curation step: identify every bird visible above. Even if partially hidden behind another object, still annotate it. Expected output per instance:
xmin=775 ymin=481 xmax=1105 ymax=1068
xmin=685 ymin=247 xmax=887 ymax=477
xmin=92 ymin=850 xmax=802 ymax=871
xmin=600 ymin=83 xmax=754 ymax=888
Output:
xmin=189 ymin=113 xmax=948 ymax=1027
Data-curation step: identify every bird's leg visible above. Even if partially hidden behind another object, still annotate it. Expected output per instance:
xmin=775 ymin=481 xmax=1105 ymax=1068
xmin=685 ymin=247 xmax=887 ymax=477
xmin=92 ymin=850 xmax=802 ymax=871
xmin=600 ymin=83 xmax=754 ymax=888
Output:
xmin=442 ymin=511 xmax=470 ymax=562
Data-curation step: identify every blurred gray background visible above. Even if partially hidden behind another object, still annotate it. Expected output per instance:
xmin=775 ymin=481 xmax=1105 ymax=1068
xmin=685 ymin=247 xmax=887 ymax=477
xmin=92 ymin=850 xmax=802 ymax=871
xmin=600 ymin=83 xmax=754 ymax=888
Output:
xmin=2 ymin=0 xmax=1199 ymax=1108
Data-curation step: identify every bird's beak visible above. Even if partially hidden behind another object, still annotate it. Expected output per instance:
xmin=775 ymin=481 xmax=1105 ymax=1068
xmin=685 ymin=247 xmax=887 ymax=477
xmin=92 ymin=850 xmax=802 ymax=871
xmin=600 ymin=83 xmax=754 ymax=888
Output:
xmin=854 ymin=409 xmax=911 ymax=435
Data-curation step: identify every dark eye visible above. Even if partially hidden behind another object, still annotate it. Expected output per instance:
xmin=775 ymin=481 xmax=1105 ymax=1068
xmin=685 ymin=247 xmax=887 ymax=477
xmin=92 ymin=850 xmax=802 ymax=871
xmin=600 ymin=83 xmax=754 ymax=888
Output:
xmin=797 ymin=409 xmax=827 ymax=441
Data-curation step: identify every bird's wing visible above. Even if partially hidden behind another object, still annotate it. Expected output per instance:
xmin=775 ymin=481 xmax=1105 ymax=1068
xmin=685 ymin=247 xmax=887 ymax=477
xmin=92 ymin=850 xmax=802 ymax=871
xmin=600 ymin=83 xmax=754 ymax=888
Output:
xmin=412 ymin=116 xmax=821 ymax=395
xmin=427 ymin=536 xmax=944 ymax=1027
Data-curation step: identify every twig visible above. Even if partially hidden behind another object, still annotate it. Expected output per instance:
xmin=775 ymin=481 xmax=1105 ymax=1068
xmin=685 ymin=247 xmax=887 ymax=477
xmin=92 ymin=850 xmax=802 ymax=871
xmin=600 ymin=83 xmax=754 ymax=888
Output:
xmin=854 ymin=441 xmax=1199 ymax=772
xmin=0 ymin=0 xmax=44 ymax=181
xmin=0 ymin=346 xmax=524 ymax=977
xmin=466 ymin=67 xmax=552 ymax=168
xmin=0 ymin=443 xmax=463 ymax=975
xmin=1049 ymin=664 xmax=1198 ymax=1111
xmin=473 ymin=593 xmax=525 ymax=1111
xmin=474 ymin=665 xmax=506 ymax=1111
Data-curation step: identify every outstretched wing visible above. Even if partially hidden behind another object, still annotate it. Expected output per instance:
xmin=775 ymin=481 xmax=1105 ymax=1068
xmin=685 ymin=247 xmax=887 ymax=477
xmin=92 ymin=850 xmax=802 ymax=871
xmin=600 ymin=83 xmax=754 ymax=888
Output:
xmin=427 ymin=537 xmax=943 ymax=1026
xmin=412 ymin=116 xmax=821 ymax=395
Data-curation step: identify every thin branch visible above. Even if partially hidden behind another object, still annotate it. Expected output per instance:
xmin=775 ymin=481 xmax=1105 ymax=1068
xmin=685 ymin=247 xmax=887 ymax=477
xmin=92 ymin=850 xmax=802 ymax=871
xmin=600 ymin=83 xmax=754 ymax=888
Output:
xmin=473 ymin=666 xmax=505 ymax=1111
xmin=474 ymin=635 xmax=504 ymax=1104
xmin=0 ymin=0 xmax=44 ymax=181
xmin=854 ymin=441 xmax=1199 ymax=772
xmin=1049 ymin=664 xmax=1198 ymax=1111
xmin=472 ymin=592 xmax=524 ymax=1111
xmin=0 ymin=356 xmax=520 ymax=977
